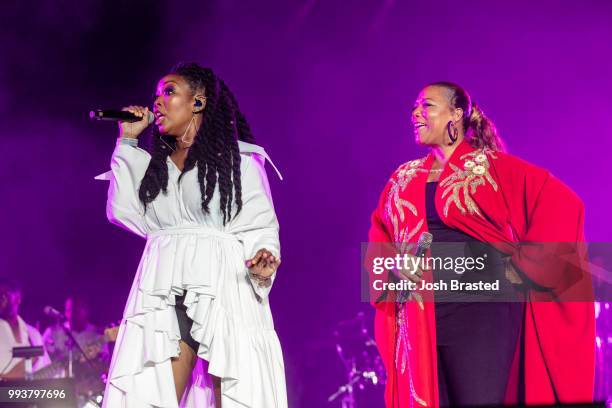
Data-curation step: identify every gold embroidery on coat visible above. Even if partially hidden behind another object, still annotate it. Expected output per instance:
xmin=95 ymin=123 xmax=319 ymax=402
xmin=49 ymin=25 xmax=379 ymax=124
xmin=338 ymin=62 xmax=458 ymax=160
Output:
xmin=384 ymin=159 xmax=427 ymax=242
xmin=439 ymin=149 xmax=498 ymax=218
xmin=382 ymin=158 xmax=428 ymax=406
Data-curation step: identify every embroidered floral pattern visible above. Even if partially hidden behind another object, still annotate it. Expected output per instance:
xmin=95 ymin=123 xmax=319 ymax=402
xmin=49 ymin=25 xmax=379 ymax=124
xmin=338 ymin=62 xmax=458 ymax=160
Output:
xmin=395 ymin=306 xmax=428 ymax=407
xmin=385 ymin=159 xmax=427 ymax=243
xmin=383 ymin=158 xmax=428 ymax=407
xmin=439 ymin=148 xmax=498 ymax=217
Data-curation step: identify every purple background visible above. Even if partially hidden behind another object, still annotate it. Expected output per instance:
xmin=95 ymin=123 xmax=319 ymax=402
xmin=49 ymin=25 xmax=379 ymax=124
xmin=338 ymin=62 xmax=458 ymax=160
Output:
xmin=1 ymin=0 xmax=611 ymax=405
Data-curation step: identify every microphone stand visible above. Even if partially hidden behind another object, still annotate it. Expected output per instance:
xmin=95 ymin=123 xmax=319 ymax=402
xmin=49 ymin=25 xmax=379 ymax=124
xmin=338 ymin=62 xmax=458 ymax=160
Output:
xmin=57 ymin=318 xmax=96 ymax=376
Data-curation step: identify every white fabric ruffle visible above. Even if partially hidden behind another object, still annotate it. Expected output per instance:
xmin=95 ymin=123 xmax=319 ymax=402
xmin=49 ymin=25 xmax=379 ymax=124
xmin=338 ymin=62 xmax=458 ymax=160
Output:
xmin=103 ymin=226 xmax=286 ymax=408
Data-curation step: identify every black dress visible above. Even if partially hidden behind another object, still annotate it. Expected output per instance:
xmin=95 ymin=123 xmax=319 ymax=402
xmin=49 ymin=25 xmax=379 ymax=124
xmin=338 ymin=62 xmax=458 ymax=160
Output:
xmin=426 ymin=181 xmax=523 ymax=407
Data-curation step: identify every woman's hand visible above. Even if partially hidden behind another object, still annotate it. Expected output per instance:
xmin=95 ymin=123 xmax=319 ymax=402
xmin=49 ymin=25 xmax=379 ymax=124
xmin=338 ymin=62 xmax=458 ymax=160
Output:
xmin=246 ymin=249 xmax=281 ymax=286
xmin=395 ymin=253 xmax=429 ymax=284
xmin=118 ymin=105 xmax=150 ymax=139
xmin=504 ymin=257 xmax=523 ymax=284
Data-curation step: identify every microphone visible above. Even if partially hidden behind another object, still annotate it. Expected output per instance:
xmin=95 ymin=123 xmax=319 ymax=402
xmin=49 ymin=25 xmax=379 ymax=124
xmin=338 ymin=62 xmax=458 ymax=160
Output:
xmin=44 ymin=306 xmax=67 ymax=320
xmin=397 ymin=232 xmax=433 ymax=303
xmin=414 ymin=232 xmax=433 ymax=258
xmin=89 ymin=109 xmax=154 ymax=124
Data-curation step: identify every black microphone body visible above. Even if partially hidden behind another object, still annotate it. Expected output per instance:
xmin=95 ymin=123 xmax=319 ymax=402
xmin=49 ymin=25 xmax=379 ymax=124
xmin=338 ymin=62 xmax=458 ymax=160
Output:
xmin=90 ymin=109 xmax=154 ymax=123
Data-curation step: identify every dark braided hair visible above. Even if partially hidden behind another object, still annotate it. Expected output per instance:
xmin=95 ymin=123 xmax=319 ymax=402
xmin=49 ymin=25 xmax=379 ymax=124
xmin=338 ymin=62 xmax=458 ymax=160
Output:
xmin=427 ymin=81 xmax=506 ymax=152
xmin=139 ymin=63 xmax=256 ymax=224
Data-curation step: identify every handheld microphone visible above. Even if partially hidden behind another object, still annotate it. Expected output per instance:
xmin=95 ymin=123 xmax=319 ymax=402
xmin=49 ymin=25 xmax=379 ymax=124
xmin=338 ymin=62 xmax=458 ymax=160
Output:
xmin=414 ymin=232 xmax=433 ymax=258
xmin=44 ymin=306 xmax=67 ymax=320
xmin=397 ymin=232 xmax=433 ymax=303
xmin=89 ymin=109 xmax=154 ymax=124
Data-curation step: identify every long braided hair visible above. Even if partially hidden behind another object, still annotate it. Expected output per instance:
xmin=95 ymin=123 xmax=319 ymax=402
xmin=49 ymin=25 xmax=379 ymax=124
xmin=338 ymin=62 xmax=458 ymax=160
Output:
xmin=427 ymin=81 xmax=506 ymax=152
xmin=139 ymin=62 xmax=256 ymax=224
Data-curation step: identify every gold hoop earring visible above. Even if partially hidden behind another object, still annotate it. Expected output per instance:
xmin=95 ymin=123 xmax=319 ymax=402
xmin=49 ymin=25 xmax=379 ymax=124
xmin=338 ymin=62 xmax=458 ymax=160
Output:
xmin=180 ymin=115 xmax=196 ymax=147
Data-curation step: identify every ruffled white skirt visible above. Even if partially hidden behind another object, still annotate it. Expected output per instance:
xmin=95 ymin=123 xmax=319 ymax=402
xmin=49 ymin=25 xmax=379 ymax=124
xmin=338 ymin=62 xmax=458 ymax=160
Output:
xmin=102 ymin=227 xmax=287 ymax=408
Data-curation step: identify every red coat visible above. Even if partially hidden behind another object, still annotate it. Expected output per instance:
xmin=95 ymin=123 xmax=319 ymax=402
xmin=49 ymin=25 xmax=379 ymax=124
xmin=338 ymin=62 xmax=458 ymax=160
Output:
xmin=368 ymin=139 xmax=595 ymax=407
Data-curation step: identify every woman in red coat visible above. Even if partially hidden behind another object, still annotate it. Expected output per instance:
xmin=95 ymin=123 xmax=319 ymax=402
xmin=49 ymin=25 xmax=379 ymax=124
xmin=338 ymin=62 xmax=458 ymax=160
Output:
xmin=368 ymin=82 xmax=595 ymax=407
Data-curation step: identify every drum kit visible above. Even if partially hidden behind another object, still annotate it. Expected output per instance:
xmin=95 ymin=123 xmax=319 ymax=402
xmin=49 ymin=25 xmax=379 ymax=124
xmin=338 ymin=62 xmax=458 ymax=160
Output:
xmin=327 ymin=312 xmax=386 ymax=408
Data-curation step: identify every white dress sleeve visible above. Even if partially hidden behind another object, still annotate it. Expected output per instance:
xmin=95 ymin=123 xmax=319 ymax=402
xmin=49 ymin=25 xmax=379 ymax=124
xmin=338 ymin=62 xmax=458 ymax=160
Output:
xmin=232 ymin=152 xmax=281 ymax=299
xmin=105 ymin=139 xmax=151 ymax=238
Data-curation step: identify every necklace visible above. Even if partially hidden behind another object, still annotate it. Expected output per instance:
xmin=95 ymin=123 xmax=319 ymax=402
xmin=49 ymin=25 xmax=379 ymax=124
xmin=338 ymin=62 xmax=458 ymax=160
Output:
xmin=429 ymin=168 xmax=443 ymax=173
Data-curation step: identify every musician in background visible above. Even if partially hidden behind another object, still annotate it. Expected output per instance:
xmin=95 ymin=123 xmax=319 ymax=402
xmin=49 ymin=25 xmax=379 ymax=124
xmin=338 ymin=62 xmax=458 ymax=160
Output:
xmin=0 ymin=277 xmax=50 ymax=379
xmin=42 ymin=295 xmax=107 ymax=363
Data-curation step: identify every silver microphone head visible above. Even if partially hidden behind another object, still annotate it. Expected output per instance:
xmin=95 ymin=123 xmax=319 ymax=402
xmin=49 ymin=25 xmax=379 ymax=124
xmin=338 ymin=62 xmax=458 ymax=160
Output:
xmin=43 ymin=306 xmax=61 ymax=318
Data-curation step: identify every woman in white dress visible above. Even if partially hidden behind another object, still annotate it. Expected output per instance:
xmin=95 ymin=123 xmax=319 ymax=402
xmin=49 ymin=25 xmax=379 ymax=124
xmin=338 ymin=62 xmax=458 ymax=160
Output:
xmin=97 ymin=63 xmax=287 ymax=408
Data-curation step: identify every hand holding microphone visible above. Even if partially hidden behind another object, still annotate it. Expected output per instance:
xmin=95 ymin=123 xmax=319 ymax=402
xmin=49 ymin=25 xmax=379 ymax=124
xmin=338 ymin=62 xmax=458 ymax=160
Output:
xmin=118 ymin=106 xmax=152 ymax=139
xmin=395 ymin=232 xmax=433 ymax=285
xmin=90 ymin=106 xmax=154 ymax=139
xmin=395 ymin=253 xmax=428 ymax=285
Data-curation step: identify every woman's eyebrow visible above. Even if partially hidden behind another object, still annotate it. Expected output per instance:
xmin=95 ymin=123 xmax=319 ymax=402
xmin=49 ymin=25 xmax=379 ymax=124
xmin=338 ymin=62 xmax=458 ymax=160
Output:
xmin=414 ymin=97 xmax=434 ymax=104
xmin=157 ymin=80 xmax=178 ymax=89
xmin=155 ymin=81 xmax=179 ymax=95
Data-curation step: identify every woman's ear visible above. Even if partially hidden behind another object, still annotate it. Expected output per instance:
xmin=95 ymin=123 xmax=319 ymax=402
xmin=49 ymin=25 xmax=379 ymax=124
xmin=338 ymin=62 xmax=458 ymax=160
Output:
xmin=193 ymin=95 xmax=206 ymax=113
xmin=452 ymin=107 xmax=464 ymax=122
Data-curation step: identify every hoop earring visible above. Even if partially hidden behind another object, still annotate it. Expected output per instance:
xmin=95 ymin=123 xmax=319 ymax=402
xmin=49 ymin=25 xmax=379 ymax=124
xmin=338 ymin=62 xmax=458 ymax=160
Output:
xmin=446 ymin=121 xmax=458 ymax=146
xmin=180 ymin=115 xmax=196 ymax=147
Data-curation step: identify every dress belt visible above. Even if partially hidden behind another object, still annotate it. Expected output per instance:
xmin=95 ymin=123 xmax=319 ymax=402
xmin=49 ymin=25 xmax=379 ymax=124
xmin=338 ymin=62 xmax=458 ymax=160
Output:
xmin=147 ymin=225 xmax=237 ymax=241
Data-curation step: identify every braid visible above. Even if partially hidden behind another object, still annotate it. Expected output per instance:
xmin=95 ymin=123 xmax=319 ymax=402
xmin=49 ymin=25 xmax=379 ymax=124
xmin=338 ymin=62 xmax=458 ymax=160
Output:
xmin=139 ymin=127 xmax=172 ymax=208
xmin=220 ymin=80 xmax=254 ymax=215
xmin=224 ymin=83 xmax=256 ymax=144
xmin=138 ymin=62 xmax=255 ymax=224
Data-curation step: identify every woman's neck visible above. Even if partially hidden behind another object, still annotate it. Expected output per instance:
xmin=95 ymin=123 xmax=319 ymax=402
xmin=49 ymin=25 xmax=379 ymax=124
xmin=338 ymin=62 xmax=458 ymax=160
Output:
xmin=430 ymin=137 xmax=463 ymax=166
xmin=170 ymin=146 xmax=190 ymax=171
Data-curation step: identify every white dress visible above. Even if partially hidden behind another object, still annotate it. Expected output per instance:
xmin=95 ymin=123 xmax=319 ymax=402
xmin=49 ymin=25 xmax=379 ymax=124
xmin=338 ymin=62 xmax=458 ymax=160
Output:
xmin=95 ymin=139 xmax=287 ymax=408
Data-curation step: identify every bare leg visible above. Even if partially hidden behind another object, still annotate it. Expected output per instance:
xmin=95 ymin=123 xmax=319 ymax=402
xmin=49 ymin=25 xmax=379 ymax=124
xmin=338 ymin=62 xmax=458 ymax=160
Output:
xmin=171 ymin=340 xmax=197 ymax=403
xmin=212 ymin=375 xmax=222 ymax=408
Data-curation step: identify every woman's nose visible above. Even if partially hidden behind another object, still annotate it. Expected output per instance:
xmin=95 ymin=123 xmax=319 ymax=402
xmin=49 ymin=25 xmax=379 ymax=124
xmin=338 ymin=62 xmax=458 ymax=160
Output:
xmin=154 ymin=95 xmax=163 ymax=107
